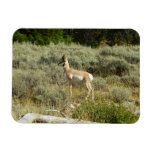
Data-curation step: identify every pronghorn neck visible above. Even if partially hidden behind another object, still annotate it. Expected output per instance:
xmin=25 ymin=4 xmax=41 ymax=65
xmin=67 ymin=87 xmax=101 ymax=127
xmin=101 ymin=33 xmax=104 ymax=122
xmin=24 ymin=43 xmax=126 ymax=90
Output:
xmin=64 ymin=60 xmax=70 ymax=71
xmin=64 ymin=66 xmax=69 ymax=72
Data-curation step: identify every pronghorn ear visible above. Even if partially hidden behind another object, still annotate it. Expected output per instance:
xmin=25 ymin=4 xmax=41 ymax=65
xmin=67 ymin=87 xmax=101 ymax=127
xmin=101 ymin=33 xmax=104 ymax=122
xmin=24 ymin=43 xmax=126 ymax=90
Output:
xmin=62 ymin=55 xmax=67 ymax=61
xmin=62 ymin=55 xmax=66 ymax=61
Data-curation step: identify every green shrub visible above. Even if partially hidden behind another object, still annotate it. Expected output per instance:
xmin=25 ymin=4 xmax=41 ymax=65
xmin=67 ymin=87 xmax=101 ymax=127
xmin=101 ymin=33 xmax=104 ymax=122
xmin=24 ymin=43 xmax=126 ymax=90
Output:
xmin=68 ymin=56 xmax=83 ymax=69
xmin=121 ymin=72 xmax=140 ymax=87
xmin=12 ymin=70 xmax=28 ymax=99
xmin=32 ymin=85 xmax=68 ymax=107
xmin=12 ymin=69 xmax=47 ymax=99
xmin=38 ymin=56 xmax=50 ymax=65
xmin=23 ymin=71 xmax=42 ymax=88
xmin=98 ymin=46 xmax=139 ymax=76
xmin=38 ymin=53 xmax=60 ymax=65
xmin=72 ymin=100 xmax=139 ymax=123
xmin=100 ymin=46 xmax=139 ymax=64
xmin=111 ymin=86 xmax=131 ymax=102
xmin=13 ymin=48 xmax=39 ymax=70
xmin=44 ymin=64 xmax=65 ymax=85
xmin=98 ymin=56 xmax=130 ymax=76
xmin=13 ymin=57 xmax=20 ymax=69
xmin=93 ymin=77 xmax=107 ymax=90
xmin=22 ymin=70 xmax=46 ymax=88
xmin=13 ymin=31 xmax=28 ymax=42
xmin=105 ymin=59 xmax=130 ymax=76
xmin=106 ymin=75 xmax=121 ymax=84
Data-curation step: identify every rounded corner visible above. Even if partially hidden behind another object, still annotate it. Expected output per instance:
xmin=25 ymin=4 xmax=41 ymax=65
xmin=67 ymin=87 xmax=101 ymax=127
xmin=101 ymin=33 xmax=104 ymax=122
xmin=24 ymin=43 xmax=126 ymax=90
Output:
xmin=12 ymin=28 xmax=22 ymax=42
xmin=131 ymin=113 xmax=140 ymax=124
xmin=11 ymin=111 xmax=21 ymax=124
xmin=129 ymin=28 xmax=140 ymax=40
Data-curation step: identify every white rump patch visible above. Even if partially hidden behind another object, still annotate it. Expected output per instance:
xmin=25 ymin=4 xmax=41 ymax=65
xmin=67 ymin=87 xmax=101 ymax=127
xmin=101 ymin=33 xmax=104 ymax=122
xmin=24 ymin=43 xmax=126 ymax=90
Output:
xmin=69 ymin=74 xmax=73 ymax=79
xmin=89 ymin=73 xmax=93 ymax=81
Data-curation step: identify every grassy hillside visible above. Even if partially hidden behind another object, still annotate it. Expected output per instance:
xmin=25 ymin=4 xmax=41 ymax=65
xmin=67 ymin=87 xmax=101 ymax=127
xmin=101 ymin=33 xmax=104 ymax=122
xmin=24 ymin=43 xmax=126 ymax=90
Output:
xmin=12 ymin=42 xmax=140 ymax=123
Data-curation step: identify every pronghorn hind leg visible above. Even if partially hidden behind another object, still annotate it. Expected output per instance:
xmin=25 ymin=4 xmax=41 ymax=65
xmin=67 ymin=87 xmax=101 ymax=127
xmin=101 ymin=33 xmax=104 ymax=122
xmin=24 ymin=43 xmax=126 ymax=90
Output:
xmin=92 ymin=87 xmax=94 ymax=100
xmin=69 ymin=81 xmax=72 ymax=98
xmin=88 ymin=83 xmax=94 ymax=100
xmin=85 ymin=82 xmax=91 ymax=100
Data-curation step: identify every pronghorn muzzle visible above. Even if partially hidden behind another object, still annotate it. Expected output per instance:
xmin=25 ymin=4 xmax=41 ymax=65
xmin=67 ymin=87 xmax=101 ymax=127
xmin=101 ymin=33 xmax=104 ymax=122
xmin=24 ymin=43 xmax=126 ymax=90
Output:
xmin=58 ymin=61 xmax=65 ymax=66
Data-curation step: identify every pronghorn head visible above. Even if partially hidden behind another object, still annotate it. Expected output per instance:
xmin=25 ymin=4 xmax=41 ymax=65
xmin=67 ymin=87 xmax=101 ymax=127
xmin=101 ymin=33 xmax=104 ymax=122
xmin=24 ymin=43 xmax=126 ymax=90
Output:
xmin=58 ymin=55 xmax=69 ymax=69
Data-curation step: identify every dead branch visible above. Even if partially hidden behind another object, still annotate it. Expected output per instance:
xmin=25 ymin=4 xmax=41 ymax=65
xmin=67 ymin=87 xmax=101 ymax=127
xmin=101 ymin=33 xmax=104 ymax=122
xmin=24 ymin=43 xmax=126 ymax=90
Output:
xmin=17 ymin=113 xmax=95 ymax=124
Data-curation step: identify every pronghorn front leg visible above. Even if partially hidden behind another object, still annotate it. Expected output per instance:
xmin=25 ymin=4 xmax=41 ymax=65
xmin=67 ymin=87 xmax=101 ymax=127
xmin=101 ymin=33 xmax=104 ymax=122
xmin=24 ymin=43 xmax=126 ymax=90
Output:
xmin=69 ymin=81 xmax=72 ymax=98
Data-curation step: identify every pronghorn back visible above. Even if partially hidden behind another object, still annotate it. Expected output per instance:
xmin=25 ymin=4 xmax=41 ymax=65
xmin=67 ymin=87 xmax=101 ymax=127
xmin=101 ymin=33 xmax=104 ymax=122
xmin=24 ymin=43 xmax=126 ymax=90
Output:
xmin=65 ymin=68 xmax=93 ymax=83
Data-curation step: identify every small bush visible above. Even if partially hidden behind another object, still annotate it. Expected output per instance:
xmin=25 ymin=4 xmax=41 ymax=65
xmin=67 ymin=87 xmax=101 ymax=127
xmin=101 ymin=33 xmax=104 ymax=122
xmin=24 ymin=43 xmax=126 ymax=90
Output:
xmin=111 ymin=86 xmax=131 ymax=102
xmin=105 ymin=59 xmax=130 ymax=76
xmin=13 ymin=31 xmax=28 ymax=42
xmin=38 ymin=53 xmax=60 ymax=65
xmin=100 ymin=47 xmax=139 ymax=64
xmin=12 ymin=69 xmax=47 ymax=98
xmin=38 ymin=56 xmax=50 ymax=65
xmin=12 ymin=71 xmax=28 ymax=99
xmin=32 ymin=85 xmax=68 ymax=107
xmin=13 ymin=57 xmax=20 ymax=68
xmin=45 ymin=64 xmax=65 ymax=85
xmin=72 ymin=100 xmax=139 ymax=123
xmin=121 ymin=73 xmax=140 ymax=87
xmin=93 ymin=77 xmax=107 ymax=90
xmin=23 ymin=72 xmax=41 ymax=88
xmin=98 ymin=56 xmax=130 ymax=76
xmin=12 ymin=78 xmax=28 ymax=99
xmin=106 ymin=75 xmax=121 ymax=84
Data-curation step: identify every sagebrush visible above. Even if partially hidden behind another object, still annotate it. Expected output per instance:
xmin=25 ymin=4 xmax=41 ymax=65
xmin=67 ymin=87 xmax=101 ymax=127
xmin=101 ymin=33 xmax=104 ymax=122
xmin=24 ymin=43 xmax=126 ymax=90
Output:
xmin=12 ymin=42 xmax=140 ymax=123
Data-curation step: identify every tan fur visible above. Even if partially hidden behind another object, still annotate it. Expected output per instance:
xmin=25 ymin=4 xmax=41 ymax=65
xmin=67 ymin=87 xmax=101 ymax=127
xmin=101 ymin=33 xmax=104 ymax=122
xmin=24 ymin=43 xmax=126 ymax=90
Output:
xmin=59 ymin=56 xmax=94 ymax=100
xmin=65 ymin=69 xmax=91 ymax=82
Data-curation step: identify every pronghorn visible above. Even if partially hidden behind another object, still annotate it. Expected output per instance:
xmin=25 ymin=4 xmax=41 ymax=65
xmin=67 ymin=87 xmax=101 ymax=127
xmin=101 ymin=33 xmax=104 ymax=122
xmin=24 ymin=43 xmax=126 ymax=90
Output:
xmin=58 ymin=55 xmax=94 ymax=100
